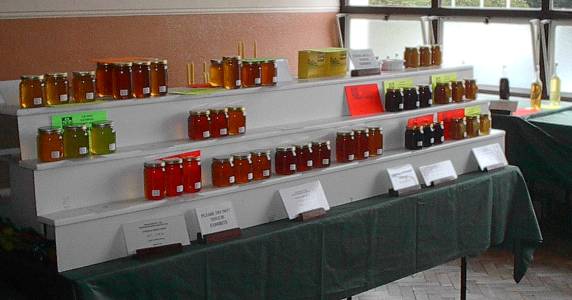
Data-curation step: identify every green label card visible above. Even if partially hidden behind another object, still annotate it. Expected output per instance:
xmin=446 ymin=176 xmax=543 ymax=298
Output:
xmin=431 ymin=72 xmax=457 ymax=90
xmin=51 ymin=111 xmax=108 ymax=128
xmin=464 ymin=106 xmax=481 ymax=117
xmin=383 ymin=78 xmax=414 ymax=93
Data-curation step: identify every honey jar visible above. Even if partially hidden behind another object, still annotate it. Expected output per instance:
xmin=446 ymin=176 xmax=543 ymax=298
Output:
xmin=164 ymin=158 xmax=183 ymax=197
xmin=433 ymin=122 xmax=445 ymax=144
xmin=19 ymin=75 xmax=44 ymax=108
xmin=182 ymin=156 xmax=202 ymax=193
xmin=212 ymin=157 xmax=235 ymax=187
xmin=480 ymin=114 xmax=491 ymax=135
xmin=188 ymin=111 xmax=211 ymax=141
xmin=150 ymin=59 xmax=168 ymax=96
xmin=44 ymin=73 xmax=69 ymax=105
xmin=431 ymin=45 xmax=442 ymax=66
xmin=367 ymin=126 xmax=383 ymax=156
xmin=144 ymin=160 xmax=166 ymax=200
xmin=72 ymin=71 xmax=96 ymax=103
xmin=433 ymin=83 xmax=450 ymax=105
xmin=422 ymin=124 xmax=434 ymax=147
xmin=466 ymin=116 xmax=480 ymax=138
xmin=451 ymin=81 xmax=465 ymax=102
xmin=419 ymin=46 xmax=432 ymax=67
xmin=311 ymin=141 xmax=331 ymax=168
xmin=403 ymin=87 xmax=420 ymax=110
xmin=241 ymin=61 xmax=261 ymax=88
xmin=418 ymin=85 xmax=432 ymax=108
xmin=353 ymin=128 xmax=370 ymax=160
xmin=63 ymin=124 xmax=89 ymax=159
xmin=90 ymin=120 xmax=116 ymax=155
xmin=227 ymin=106 xmax=246 ymax=135
xmin=96 ymin=62 xmax=113 ymax=98
xmin=294 ymin=144 xmax=313 ymax=172
xmin=111 ymin=62 xmax=132 ymax=100
xmin=132 ymin=61 xmax=151 ymax=99
xmin=405 ymin=126 xmax=422 ymax=150
xmin=336 ymin=131 xmax=356 ymax=163
xmin=385 ymin=89 xmax=404 ymax=112
xmin=404 ymin=47 xmax=419 ymax=68
xmin=232 ymin=153 xmax=253 ymax=184
xmin=275 ymin=146 xmax=297 ymax=176
xmin=451 ymin=118 xmax=467 ymax=140
xmin=209 ymin=108 xmax=228 ymax=138
xmin=209 ymin=59 xmax=224 ymax=87
xmin=464 ymin=79 xmax=478 ymax=100
xmin=261 ymin=59 xmax=277 ymax=86
xmin=37 ymin=126 xmax=64 ymax=163
xmin=223 ymin=56 xmax=241 ymax=89
xmin=250 ymin=150 xmax=272 ymax=180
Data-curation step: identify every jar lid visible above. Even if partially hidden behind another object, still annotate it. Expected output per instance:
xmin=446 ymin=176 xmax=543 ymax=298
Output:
xmin=189 ymin=110 xmax=210 ymax=116
xmin=38 ymin=126 xmax=62 ymax=134
xmin=337 ymin=130 xmax=354 ymax=136
xmin=353 ymin=128 xmax=368 ymax=134
xmin=212 ymin=156 xmax=232 ymax=162
xmin=209 ymin=108 xmax=228 ymax=114
xmin=223 ymin=56 xmax=241 ymax=60
xmin=144 ymin=160 xmax=165 ymax=168
xmin=465 ymin=79 xmax=477 ymax=83
xmin=163 ymin=157 xmax=183 ymax=165
xmin=480 ymin=113 xmax=489 ymax=117
xmin=276 ymin=146 xmax=295 ymax=152
xmin=112 ymin=62 xmax=133 ymax=67
xmin=262 ymin=59 xmax=276 ymax=63
xmin=182 ymin=156 xmax=201 ymax=162
xmin=92 ymin=120 xmax=114 ymax=128
xmin=419 ymin=46 xmax=430 ymax=49
xmin=73 ymin=71 xmax=96 ymax=76
xmin=431 ymin=44 xmax=441 ymax=48
xmin=311 ymin=140 xmax=330 ymax=146
xmin=293 ymin=143 xmax=311 ymax=150
xmin=232 ymin=153 xmax=251 ymax=160
xmin=46 ymin=72 xmax=68 ymax=78
xmin=97 ymin=61 xmax=112 ymax=66
xmin=151 ymin=59 xmax=168 ymax=64
xmin=367 ymin=126 xmax=382 ymax=131
xmin=133 ymin=61 xmax=151 ymax=66
xmin=405 ymin=47 xmax=418 ymax=50
xmin=250 ymin=149 xmax=271 ymax=156
xmin=64 ymin=124 xmax=87 ymax=130
xmin=227 ymin=106 xmax=246 ymax=112
xmin=20 ymin=75 xmax=44 ymax=80
xmin=210 ymin=59 xmax=223 ymax=64
xmin=418 ymin=85 xmax=430 ymax=89
xmin=466 ymin=115 xmax=478 ymax=120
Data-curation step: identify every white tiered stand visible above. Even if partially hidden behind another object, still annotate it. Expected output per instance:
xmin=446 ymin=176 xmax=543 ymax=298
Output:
xmin=0 ymin=65 xmax=504 ymax=272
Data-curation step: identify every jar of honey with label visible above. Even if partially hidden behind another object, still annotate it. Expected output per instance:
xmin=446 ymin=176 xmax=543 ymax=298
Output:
xmin=164 ymin=158 xmax=183 ymax=197
xmin=241 ymin=61 xmax=260 ymax=88
xmin=433 ymin=83 xmax=450 ymax=104
xmin=96 ymin=62 xmax=113 ymax=98
xmin=212 ymin=157 xmax=235 ymax=187
xmin=37 ymin=126 xmax=64 ymax=163
xmin=232 ymin=153 xmax=253 ymax=184
xmin=480 ymin=114 xmax=491 ymax=135
xmin=418 ymin=85 xmax=432 ymax=108
xmin=431 ymin=45 xmax=442 ymax=66
xmin=63 ymin=124 xmax=89 ymax=159
xmin=223 ymin=56 xmax=241 ymax=89
xmin=294 ymin=144 xmax=313 ymax=172
xmin=404 ymin=47 xmax=419 ymax=68
xmin=403 ymin=87 xmax=420 ymax=110
xmin=405 ymin=126 xmax=423 ymax=150
xmin=464 ymin=79 xmax=478 ymax=100
xmin=336 ymin=131 xmax=356 ymax=163
xmin=433 ymin=122 xmax=445 ymax=144
xmin=150 ymin=59 xmax=168 ymax=96
xmin=385 ymin=89 xmax=404 ymax=112
xmin=90 ymin=120 xmax=116 ymax=155
xmin=353 ymin=128 xmax=370 ymax=160
xmin=422 ymin=124 xmax=434 ymax=147
xmin=188 ymin=111 xmax=211 ymax=140
xmin=311 ymin=141 xmax=331 ymax=168
xmin=466 ymin=116 xmax=480 ymax=138
xmin=209 ymin=59 xmax=224 ymax=87
xmin=275 ymin=146 xmax=297 ymax=175
xmin=72 ymin=71 xmax=96 ymax=103
xmin=144 ymin=160 xmax=165 ymax=200
xmin=20 ymin=75 xmax=44 ymax=108
xmin=250 ymin=150 xmax=272 ymax=180
xmin=261 ymin=60 xmax=277 ymax=86
xmin=132 ymin=61 xmax=151 ymax=98
xmin=182 ymin=156 xmax=201 ymax=193
xmin=227 ymin=106 xmax=246 ymax=135
xmin=209 ymin=108 xmax=229 ymax=138
xmin=111 ymin=63 xmax=132 ymax=100
xmin=44 ymin=73 xmax=69 ymax=105
xmin=451 ymin=81 xmax=465 ymax=102
xmin=451 ymin=118 xmax=467 ymax=140
xmin=367 ymin=126 xmax=383 ymax=156
xmin=419 ymin=46 xmax=431 ymax=67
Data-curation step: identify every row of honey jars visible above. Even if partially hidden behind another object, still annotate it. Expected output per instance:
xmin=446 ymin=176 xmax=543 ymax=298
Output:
xmin=188 ymin=107 xmax=246 ymax=141
xmin=211 ymin=151 xmax=272 ymax=187
xmin=209 ymin=57 xmax=277 ymax=89
xmin=144 ymin=156 xmax=201 ymax=200
xmin=336 ymin=127 xmax=384 ymax=164
xmin=447 ymin=114 xmax=491 ymax=140
xmin=404 ymin=45 xmax=442 ymax=69
xmin=96 ymin=60 xmax=168 ymax=100
xmin=275 ymin=141 xmax=332 ymax=176
xmin=404 ymin=122 xmax=445 ymax=150
xmin=20 ymin=72 xmax=97 ymax=108
xmin=434 ymin=79 xmax=479 ymax=104
xmin=36 ymin=120 xmax=116 ymax=162
xmin=385 ymin=86 xmax=432 ymax=113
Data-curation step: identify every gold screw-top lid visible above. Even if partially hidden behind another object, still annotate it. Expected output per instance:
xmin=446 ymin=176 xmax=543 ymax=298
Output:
xmin=163 ymin=157 xmax=183 ymax=165
xmin=21 ymin=75 xmax=44 ymax=80
xmin=72 ymin=71 xmax=96 ymax=76
xmin=151 ymin=59 xmax=168 ymax=65
xmin=92 ymin=120 xmax=114 ymax=128
xmin=189 ymin=110 xmax=210 ymax=116
xmin=337 ymin=130 xmax=354 ymax=136
xmin=133 ymin=60 xmax=151 ymax=66
xmin=112 ymin=62 xmax=133 ymax=67
xmin=38 ymin=126 xmax=63 ymax=134
xmin=182 ymin=156 xmax=201 ymax=162
xmin=45 ymin=72 xmax=68 ymax=78
xmin=144 ymin=160 xmax=165 ymax=168
xmin=212 ymin=156 xmax=232 ymax=162
xmin=232 ymin=153 xmax=251 ymax=160
xmin=64 ymin=124 xmax=88 ymax=130
xmin=250 ymin=149 xmax=271 ymax=156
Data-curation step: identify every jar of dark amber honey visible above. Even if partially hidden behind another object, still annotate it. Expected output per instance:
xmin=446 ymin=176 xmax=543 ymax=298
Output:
xmin=251 ymin=150 xmax=271 ymax=180
xmin=404 ymin=47 xmax=419 ymax=68
xmin=132 ymin=61 xmax=151 ymax=98
xmin=111 ymin=63 xmax=132 ymax=100
xmin=19 ymin=75 xmax=44 ymax=108
xmin=96 ymin=62 xmax=113 ymax=98
xmin=232 ymin=153 xmax=253 ymax=184
xmin=294 ymin=144 xmax=313 ymax=172
xmin=353 ymin=128 xmax=370 ymax=160
xmin=227 ymin=106 xmax=246 ymax=135
xmin=223 ymin=56 xmax=241 ymax=89
xmin=188 ymin=110 xmax=211 ymax=141
xmin=367 ymin=126 xmax=383 ymax=156
xmin=336 ymin=131 xmax=356 ymax=163
xmin=464 ymin=79 xmax=478 ymax=100
xmin=209 ymin=59 xmax=224 ymax=87
xmin=209 ymin=109 xmax=228 ymax=138
xmin=72 ymin=71 xmax=96 ymax=103
xmin=311 ymin=141 xmax=331 ymax=168
xmin=150 ymin=59 xmax=168 ymax=96
xmin=261 ymin=60 xmax=277 ymax=86
xmin=241 ymin=61 xmax=260 ymax=88
xmin=44 ymin=73 xmax=69 ymax=105
xmin=431 ymin=45 xmax=442 ymax=66
xmin=182 ymin=156 xmax=201 ymax=193
xmin=37 ymin=126 xmax=64 ymax=162
xmin=275 ymin=146 xmax=297 ymax=175
xmin=212 ymin=157 xmax=235 ymax=187
xmin=451 ymin=81 xmax=465 ymax=102
xmin=451 ymin=118 xmax=467 ymax=140
xmin=418 ymin=85 xmax=432 ymax=108
xmin=144 ymin=160 xmax=166 ymax=200
xmin=480 ymin=114 xmax=491 ymax=135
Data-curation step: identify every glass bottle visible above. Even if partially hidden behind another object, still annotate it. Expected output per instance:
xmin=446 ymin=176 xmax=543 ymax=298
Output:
xmin=464 ymin=79 xmax=478 ymax=100
xmin=44 ymin=73 xmax=69 ymax=105
xmin=223 ymin=56 xmax=241 ymax=89
xmin=367 ymin=126 xmax=383 ymax=156
xmin=418 ymin=85 xmax=432 ymax=108
xmin=499 ymin=65 xmax=510 ymax=100
xmin=111 ymin=63 xmax=133 ymax=100
xmin=132 ymin=61 xmax=151 ymax=98
xmin=451 ymin=81 xmax=465 ymax=102
xmin=311 ymin=141 xmax=331 ymax=168
xmin=150 ymin=59 xmax=168 ymax=96
xmin=96 ymin=62 xmax=113 ymax=98
xmin=419 ymin=46 xmax=431 ymax=67
xmin=385 ymin=89 xmax=403 ymax=112
xmin=37 ymin=126 xmax=64 ymax=163
xmin=530 ymin=67 xmax=543 ymax=110
xmin=209 ymin=59 xmax=224 ymax=87
xmin=182 ymin=156 xmax=201 ymax=193
xmin=433 ymin=122 xmax=445 ymax=144
xmin=466 ymin=116 xmax=480 ymax=138
xmin=90 ymin=120 xmax=116 ymax=155
xmin=19 ymin=75 xmax=44 ymax=108
xmin=550 ymin=63 xmax=561 ymax=107
xmin=422 ymin=124 xmax=434 ymax=148
xmin=241 ymin=61 xmax=257 ymax=88
xmin=403 ymin=88 xmax=419 ymax=110
xmin=480 ymin=114 xmax=491 ymax=135
xmin=261 ymin=60 xmax=277 ymax=86
xmin=144 ymin=160 xmax=166 ymax=200
xmin=431 ymin=45 xmax=442 ymax=66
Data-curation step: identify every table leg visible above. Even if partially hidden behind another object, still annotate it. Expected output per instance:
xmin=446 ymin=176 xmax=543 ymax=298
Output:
xmin=461 ymin=257 xmax=467 ymax=300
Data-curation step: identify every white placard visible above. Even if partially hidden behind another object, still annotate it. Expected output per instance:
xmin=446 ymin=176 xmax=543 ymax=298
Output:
xmin=472 ymin=143 xmax=508 ymax=171
xmin=122 ymin=215 xmax=190 ymax=254
xmin=279 ymin=180 xmax=330 ymax=220
xmin=387 ymin=164 xmax=420 ymax=192
xmin=349 ymin=49 xmax=380 ymax=70
xmin=490 ymin=100 xmax=518 ymax=112
xmin=419 ymin=160 xmax=458 ymax=187
xmin=195 ymin=201 xmax=239 ymax=236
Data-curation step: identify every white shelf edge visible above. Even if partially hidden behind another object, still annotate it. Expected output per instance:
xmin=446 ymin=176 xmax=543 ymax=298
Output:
xmin=20 ymin=98 xmax=491 ymax=171
xmin=9 ymin=65 xmax=473 ymax=117
xmin=38 ymin=129 xmax=505 ymax=227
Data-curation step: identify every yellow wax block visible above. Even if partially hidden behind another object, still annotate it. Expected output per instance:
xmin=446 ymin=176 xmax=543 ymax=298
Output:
xmin=298 ymin=50 xmax=326 ymax=79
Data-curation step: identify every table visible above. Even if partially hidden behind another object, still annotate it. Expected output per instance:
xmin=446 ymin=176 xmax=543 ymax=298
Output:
xmin=57 ymin=166 xmax=541 ymax=300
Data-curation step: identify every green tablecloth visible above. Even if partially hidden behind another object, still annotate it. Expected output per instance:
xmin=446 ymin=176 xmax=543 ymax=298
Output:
xmin=529 ymin=109 xmax=572 ymax=147
xmin=62 ymin=166 xmax=541 ymax=300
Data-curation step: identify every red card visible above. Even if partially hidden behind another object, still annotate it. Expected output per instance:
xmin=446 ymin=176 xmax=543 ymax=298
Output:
xmin=345 ymin=84 xmax=384 ymax=116
xmin=161 ymin=150 xmax=201 ymax=160
xmin=407 ymin=114 xmax=435 ymax=127
xmin=513 ymin=107 xmax=541 ymax=117
xmin=437 ymin=109 xmax=465 ymax=122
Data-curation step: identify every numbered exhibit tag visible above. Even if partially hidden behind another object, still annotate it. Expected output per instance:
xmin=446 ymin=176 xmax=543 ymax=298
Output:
xmin=387 ymin=164 xmax=421 ymax=193
xmin=122 ymin=215 xmax=190 ymax=254
xmin=279 ymin=180 xmax=330 ymax=220
xmin=472 ymin=143 xmax=508 ymax=171
xmin=419 ymin=160 xmax=458 ymax=187
xmin=195 ymin=201 xmax=239 ymax=236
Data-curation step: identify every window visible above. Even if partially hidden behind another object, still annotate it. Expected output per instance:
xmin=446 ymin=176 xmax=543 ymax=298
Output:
xmin=553 ymin=0 xmax=572 ymax=10
xmin=554 ymin=25 xmax=572 ymax=93
xmin=441 ymin=0 xmax=541 ymax=9
xmin=348 ymin=0 xmax=431 ymax=7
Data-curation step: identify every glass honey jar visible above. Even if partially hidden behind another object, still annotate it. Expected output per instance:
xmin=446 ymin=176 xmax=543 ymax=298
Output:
xmin=96 ymin=62 xmax=113 ymax=98
xmin=275 ymin=146 xmax=297 ymax=176
xmin=112 ymin=63 xmax=132 ymax=100
xmin=232 ymin=153 xmax=253 ymax=184
xmin=451 ymin=118 xmax=467 ymax=140
xmin=209 ymin=108 xmax=228 ymax=138
xmin=353 ymin=128 xmax=370 ymax=160
xmin=150 ymin=59 xmax=168 ymax=96
xmin=464 ymin=79 xmax=478 ymax=100
xmin=182 ymin=156 xmax=201 ymax=193
xmin=261 ymin=59 xmax=277 ymax=86
xmin=419 ymin=85 xmax=432 ymax=108
xmin=431 ymin=45 xmax=442 ymax=66
xmin=432 ymin=122 xmax=444 ymax=144
xmin=164 ymin=158 xmax=183 ymax=197
xmin=188 ymin=110 xmax=211 ymax=141
xmin=90 ymin=120 xmax=116 ymax=155
xmin=419 ymin=46 xmax=432 ymax=67
xmin=209 ymin=59 xmax=224 ymax=88
xmin=385 ymin=89 xmax=404 ymax=112
xmin=132 ymin=61 xmax=151 ymax=99
xmin=403 ymin=87 xmax=419 ymax=110
xmin=480 ymin=114 xmax=491 ymax=135
xmin=37 ymin=126 xmax=64 ymax=163
xmin=405 ymin=126 xmax=422 ymax=150
xmin=422 ymin=124 xmax=434 ymax=147
xmin=294 ymin=144 xmax=313 ymax=172
xmin=433 ymin=83 xmax=450 ymax=105
xmin=63 ymin=124 xmax=89 ymax=159
xmin=223 ymin=56 xmax=241 ymax=90
xmin=44 ymin=73 xmax=69 ymax=105
xmin=367 ymin=126 xmax=383 ymax=156
xmin=144 ymin=160 xmax=166 ymax=201
xmin=250 ymin=150 xmax=272 ymax=180
xmin=404 ymin=47 xmax=419 ymax=68
xmin=212 ymin=157 xmax=235 ymax=187
xmin=451 ymin=81 xmax=465 ymax=102
xmin=466 ymin=116 xmax=480 ymax=138
xmin=72 ymin=71 xmax=96 ymax=103
xmin=241 ymin=61 xmax=261 ymax=88
xmin=227 ymin=106 xmax=246 ymax=135
xmin=336 ymin=130 xmax=356 ymax=163
xmin=19 ymin=75 xmax=44 ymax=108
xmin=311 ymin=141 xmax=331 ymax=168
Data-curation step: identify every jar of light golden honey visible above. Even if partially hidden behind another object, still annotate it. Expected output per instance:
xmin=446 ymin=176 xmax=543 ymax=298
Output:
xmin=90 ymin=120 xmax=116 ymax=155
xmin=19 ymin=75 xmax=44 ymax=108
xmin=96 ymin=62 xmax=113 ymax=98
xmin=112 ymin=63 xmax=132 ymax=100
xmin=72 ymin=71 xmax=96 ymax=103
xmin=223 ymin=56 xmax=241 ymax=89
xmin=209 ymin=59 xmax=224 ymax=87
xmin=44 ymin=73 xmax=69 ymax=105
xmin=150 ymin=59 xmax=168 ymax=96
xmin=261 ymin=60 xmax=277 ymax=86
xmin=132 ymin=61 xmax=151 ymax=99
xmin=37 ymin=126 xmax=64 ymax=162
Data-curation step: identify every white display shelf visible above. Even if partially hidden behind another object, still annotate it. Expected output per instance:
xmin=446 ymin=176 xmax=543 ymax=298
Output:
xmin=19 ymin=98 xmax=490 ymax=171
xmin=38 ymin=129 xmax=504 ymax=227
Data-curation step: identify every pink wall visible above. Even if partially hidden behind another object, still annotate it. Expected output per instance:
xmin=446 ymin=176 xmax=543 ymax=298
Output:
xmin=0 ymin=13 xmax=339 ymax=86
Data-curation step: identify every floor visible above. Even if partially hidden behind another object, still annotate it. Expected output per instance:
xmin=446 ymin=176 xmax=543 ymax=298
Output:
xmin=355 ymin=238 xmax=572 ymax=300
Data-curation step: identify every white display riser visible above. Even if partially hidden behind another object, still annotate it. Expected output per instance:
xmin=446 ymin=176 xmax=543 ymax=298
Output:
xmin=1 ymin=65 xmax=474 ymax=161
xmin=11 ymin=99 xmax=490 ymax=220
xmin=40 ymin=130 xmax=505 ymax=272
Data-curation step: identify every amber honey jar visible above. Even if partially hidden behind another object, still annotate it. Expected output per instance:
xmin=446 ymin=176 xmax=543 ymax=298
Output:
xmin=251 ymin=150 xmax=272 ymax=180
xmin=311 ymin=141 xmax=331 ymax=168
xmin=275 ymin=146 xmax=297 ymax=176
xmin=19 ymin=75 xmax=44 ymax=108
xmin=144 ymin=160 xmax=166 ymax=200
xmin=209 ymin=108 xmax=228 ymax=138
xmin=404 ymin=47 xmax=419 ymax=68
xmin=209 ymin=59 xmax=224 ymax=87
xmin=182 ymin=156 xmax=201 ymax=193
xmin=261 ymin=60 xmax=277 ymax=86
xmin=37 ymin=126 xmax=64 ymax=163
xmin=72 ymin=71 xmax=96 ymax=103
xmin=480 ymin=114 xmax=491 ymax=135
xmin=223 ymin=56 xmax=241 ymax=89
xmin=451 ymin=118 xmax=467 ymax=140
xmin=451 ymin=81 xmax=465 ymax=102
xmin=63 ymin=124 xmax=89 ymax=159
xmin=241 ymin=61 xmax=260 ymax=88
xmin=294 ymin=144 xmax=313 ymax=172
xmin=44 ymin=73 xmax=69 ymax=105
xmin=188 ymin=110 xmax=211 ymax=141
xmin=132 ymin=61 xmax=151 ymax=99
xmin=466 ymin=116 xmax=480 ymax=138
xmin=464 ymin=79 xmax=478 ymax=100
xmin=96 ymin=62 xmax=113 ymax=98
xmin=353 ymin=128 xmax=370 ymax=160
xmin=367 ymin=126 xmax=383 ymax=156
xmin=111 ymin=62 xmax=132 ymax=100
xmin=336 ymin=131 xmax=356 ymax=163
xmin=418 ymin=85 xmax=432 ymax=108
xmin=150 ymin=59 xmax=168 ymax=96
xmin=232 ymin=153 xmax=253 ymax=184
xmin=212 ymin=157 xmax=235 ymax=187
xmin=227 ymin=106 xmax=246 ymax=135
xmin=164 ymin=158 xmax=183 ymax=197
xmin=419 ymin=46 xmax=431 ymax=67
xmin=433 ymin=83 xmax=450 ymax=105
xmin=431 ymin=45 xmax=442 ymax=66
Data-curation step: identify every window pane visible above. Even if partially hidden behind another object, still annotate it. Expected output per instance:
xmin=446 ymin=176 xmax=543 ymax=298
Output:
xmin=553 ymin=0 xmax=572 ymax=10
xmin=349 ymin=18 xmax=423 ymax=60
xmin=442 ymin=0 xmax=540 ymax=9
xmin=348 ymin=0 xmax=431 ymax=7
xmin=554 ymin=26 xmax=572 ymax=93
xmin=443 ymin=21 xmax=534 ymax=89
